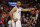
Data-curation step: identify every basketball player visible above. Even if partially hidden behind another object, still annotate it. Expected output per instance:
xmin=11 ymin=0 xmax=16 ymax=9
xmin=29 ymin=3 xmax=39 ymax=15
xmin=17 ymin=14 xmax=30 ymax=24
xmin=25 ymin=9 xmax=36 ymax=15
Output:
xmin=9 ymin=1 xmax=34 ymax=27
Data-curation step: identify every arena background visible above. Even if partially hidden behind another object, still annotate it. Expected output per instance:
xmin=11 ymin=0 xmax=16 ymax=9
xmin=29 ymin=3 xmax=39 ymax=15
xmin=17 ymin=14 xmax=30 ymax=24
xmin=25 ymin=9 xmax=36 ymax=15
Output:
xmin=0 ymin=0 xmax=40 ymax=27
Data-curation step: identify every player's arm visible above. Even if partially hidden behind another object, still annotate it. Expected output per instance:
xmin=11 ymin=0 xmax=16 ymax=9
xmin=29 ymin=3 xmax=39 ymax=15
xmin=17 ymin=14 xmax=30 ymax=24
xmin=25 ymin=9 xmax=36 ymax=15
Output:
xmin=21 ymin=8 xmax=35 ymax=11
xmin=9 ymin=7 xmax=16 ymax=20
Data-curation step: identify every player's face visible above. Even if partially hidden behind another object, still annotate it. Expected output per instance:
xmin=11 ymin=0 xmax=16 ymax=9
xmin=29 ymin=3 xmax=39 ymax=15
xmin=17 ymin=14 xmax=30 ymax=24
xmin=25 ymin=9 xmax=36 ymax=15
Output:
xmin=16 ymin=2 xmax=21 ymax=7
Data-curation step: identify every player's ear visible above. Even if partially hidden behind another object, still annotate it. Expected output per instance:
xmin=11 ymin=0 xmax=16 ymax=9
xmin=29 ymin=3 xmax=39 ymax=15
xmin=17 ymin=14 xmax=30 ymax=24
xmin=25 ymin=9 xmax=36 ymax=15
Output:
xmin=16 ymin=3 xmax=17 ymax=5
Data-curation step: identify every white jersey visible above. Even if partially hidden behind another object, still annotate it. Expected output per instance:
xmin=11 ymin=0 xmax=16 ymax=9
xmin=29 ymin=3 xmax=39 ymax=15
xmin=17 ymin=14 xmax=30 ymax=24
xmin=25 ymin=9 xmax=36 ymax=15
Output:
xmin=13 ymin=7 xmax=21 ymax=20
xmin=12 ymin=7 xmax=22 ymax=27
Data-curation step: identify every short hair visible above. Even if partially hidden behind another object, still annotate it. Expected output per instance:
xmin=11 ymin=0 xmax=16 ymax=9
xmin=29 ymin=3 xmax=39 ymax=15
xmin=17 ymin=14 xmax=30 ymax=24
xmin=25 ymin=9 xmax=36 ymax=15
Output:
xmin=17 ymin=1 xmax=21 ymax=3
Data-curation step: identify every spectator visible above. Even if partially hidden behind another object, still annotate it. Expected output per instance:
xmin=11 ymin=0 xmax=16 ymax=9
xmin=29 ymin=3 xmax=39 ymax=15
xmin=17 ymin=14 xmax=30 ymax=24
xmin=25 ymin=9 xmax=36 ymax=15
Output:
xmin=0 ymin=14 xmax=4 ymax=27
xmin=35 ymin=9 xmax=40 ymax=27
xmin=8 ymin=19 xmax=12 ymax=27
xmin=21 ymin=15 xmax=27 ymax=27
xmin=35 ymin=9 xmax=39 ymax=20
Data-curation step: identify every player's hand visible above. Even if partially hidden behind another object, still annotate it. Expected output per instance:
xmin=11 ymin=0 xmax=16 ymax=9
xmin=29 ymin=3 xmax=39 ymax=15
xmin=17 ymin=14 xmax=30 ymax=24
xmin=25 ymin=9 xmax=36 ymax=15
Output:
xmin=30 ymin=8 xmax=35 ymax=10
xmin=29 ymin=8 xmax=35 ymax=11
xmin=31 ymin=8 xmax=35 ymax=10
xmin=14 ymin=18 xmax=18 ymax=22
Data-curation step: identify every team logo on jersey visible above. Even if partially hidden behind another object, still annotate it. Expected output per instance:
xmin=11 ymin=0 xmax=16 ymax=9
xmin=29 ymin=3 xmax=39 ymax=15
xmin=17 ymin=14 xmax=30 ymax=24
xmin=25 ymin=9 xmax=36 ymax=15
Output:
xmin=18 ymin=10 xmax=21 ymax=13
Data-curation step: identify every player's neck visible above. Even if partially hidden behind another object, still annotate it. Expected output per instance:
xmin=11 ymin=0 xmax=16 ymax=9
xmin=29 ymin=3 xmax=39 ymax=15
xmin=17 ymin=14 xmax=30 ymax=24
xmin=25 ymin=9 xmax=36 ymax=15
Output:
xmin=17 ymin=6 xmax=20 ymax=8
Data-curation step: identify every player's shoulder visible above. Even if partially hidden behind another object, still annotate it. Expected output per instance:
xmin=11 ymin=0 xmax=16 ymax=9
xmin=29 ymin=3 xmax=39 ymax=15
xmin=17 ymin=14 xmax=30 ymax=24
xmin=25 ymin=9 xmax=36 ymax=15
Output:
xmin=13 ymin=7 xmax=17 ymax=9
xmin=12 ymin=7 xmax=17 ymax=10
xmin=20 ymin=7 xmax=23 ymax=10
xmin=19 ymin=7 xmax=23 ymax=9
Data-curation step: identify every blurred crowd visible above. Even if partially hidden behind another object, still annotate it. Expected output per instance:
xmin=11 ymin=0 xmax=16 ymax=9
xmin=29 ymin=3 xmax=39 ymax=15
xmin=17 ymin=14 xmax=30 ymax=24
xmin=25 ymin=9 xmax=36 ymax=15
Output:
xmin=21 ymin=9 xmax=40 ymax=27
xmin=0 ymin=0 xmax=40 ymax=27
